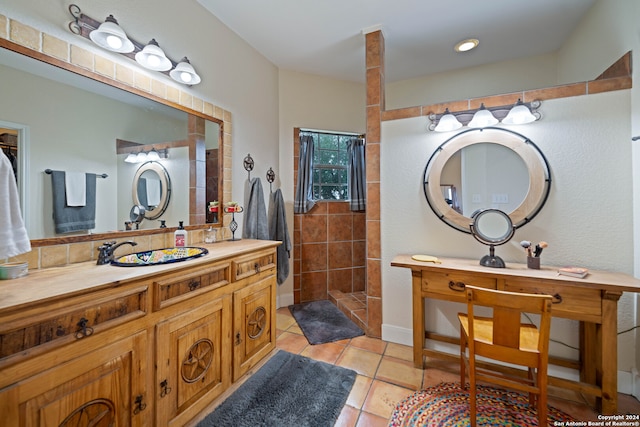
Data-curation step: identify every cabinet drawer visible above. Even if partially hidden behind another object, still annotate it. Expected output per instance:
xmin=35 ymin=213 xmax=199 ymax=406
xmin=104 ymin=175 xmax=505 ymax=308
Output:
xmin=232 ymin=250 xmax=276 ymax=282
xmin=0 ymin=285 xmax=147 ymax=362
xmin=422 ymin=272 xmax=496 ymax=301
xmin=502 ymin=279 xmax=601 ymax=321
xmin=154 ymin=263 xmax=230 ymax=310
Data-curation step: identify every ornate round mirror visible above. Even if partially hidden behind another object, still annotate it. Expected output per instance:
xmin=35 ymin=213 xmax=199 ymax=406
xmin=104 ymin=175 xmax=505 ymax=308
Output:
xmin=470 ymin=208 xmax=515 ymax=268
xmin=132 ymin=161 xmax=171 ymax=220
xmin=423 ymin=127 xmax=551 ymax=233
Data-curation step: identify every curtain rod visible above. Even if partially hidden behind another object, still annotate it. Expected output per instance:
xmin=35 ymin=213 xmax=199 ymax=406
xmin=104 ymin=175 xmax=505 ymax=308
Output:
xmin=300 ymin=128 xmax=364 ymax=138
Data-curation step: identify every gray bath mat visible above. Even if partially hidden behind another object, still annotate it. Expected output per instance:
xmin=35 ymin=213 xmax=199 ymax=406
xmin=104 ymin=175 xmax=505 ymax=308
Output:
xmin=288 ymin=299 xmax=365 ymax=345
xmin=196 ymin=350 xmax=356 ymax=427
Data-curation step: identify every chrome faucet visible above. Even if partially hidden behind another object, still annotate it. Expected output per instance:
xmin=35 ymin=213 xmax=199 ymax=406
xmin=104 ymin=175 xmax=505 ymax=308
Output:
xmin=97 ymin=240 xmax=138 ymax=265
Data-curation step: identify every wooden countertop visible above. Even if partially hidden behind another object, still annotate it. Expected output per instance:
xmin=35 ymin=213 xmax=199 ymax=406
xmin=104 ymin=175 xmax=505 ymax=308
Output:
xmin=391 ymin=254 xmax=640 ymax=294
xmin=0 ymin=239 xmax=281 ymax=313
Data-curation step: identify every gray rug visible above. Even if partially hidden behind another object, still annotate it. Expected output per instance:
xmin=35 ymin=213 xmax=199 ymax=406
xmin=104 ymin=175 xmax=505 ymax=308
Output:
xmin=197 ymin=350 xmax=356 ymax=427
xmin=289 ymin=300 xmax=365 ymax=345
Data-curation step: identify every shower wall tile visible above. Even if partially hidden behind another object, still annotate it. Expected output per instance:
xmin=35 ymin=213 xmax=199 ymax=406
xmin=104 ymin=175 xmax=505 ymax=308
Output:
xmin=353 ymin=241 xmax=366 ymax=267
xmin=301 ymin=243 xmax=327 ymax=272
xmin=353 ymin=267 xmax=366 ymax=292
xmin=328 ymin=214 xmax=353 ymax=242
xmin=300 ymin=271 xmax=328 ymax=301
xmin=328 ymin=241 xmax=353 ymax=269
xmin=301 ymin=215 xmax=327 ymax=242
xmin=353 ymin=213 xmax=366 ymax=240
xmin=329 ymin=268 xmax=353 ymax=293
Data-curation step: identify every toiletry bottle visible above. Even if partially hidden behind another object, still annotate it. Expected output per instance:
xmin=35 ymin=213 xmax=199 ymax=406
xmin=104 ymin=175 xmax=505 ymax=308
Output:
xmin=175 ymin=221 xmax=187 ymax=247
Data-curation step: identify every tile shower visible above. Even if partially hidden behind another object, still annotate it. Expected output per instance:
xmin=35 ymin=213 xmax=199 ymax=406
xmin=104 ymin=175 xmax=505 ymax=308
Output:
xmin=293 ymin=201 xmax=367 ymax=329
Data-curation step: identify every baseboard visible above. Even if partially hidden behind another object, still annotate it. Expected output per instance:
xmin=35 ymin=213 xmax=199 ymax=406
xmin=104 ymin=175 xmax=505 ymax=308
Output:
xmin=618 ymin=368 xmax=639 ymax=397
xmin=276 ymin=292 xmax=294 ymax=309
xmin=381 ymin=323 xmax=638 ymax=395
xmin=381 ymin=323 xmax=413 ymax=346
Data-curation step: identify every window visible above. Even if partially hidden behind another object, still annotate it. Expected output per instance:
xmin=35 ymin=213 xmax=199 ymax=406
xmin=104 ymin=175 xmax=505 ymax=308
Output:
xmin=301 ymin=130 xmax=355 ymax=201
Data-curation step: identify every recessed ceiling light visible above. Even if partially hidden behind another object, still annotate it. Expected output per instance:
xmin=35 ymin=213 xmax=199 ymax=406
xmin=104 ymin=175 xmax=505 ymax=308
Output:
xmin=454 ymin=38 xmax=479 ymax=53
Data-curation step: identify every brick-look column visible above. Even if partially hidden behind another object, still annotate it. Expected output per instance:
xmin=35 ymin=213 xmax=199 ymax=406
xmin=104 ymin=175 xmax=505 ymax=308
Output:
xmin=365 ymin=30 xmax=384 ymax=338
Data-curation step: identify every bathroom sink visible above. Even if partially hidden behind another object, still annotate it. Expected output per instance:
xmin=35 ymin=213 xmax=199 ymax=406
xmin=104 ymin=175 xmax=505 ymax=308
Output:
xmin=112 ymin=247 xmax=208 ymax=266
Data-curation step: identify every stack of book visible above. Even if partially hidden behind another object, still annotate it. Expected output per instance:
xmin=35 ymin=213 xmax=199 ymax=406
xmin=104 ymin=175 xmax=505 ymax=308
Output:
xmin=557 ymin=266 xmax=589 ymax=278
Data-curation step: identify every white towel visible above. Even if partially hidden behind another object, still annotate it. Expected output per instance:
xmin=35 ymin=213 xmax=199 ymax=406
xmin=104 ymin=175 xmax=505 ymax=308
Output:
xmin=146 ymin=177 xmax=161 ymax=206
xmin=0 ymin=150 xmax=31 ymax=259
xmin=65 ymin=171 xmax=86 ymax=206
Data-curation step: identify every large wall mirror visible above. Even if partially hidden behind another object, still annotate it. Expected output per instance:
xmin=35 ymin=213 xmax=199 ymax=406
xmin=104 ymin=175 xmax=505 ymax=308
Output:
xmin=0 ymin=40 xmax=223 ymax=240
xmin=423 ymin=127 xmax=551 ymax=233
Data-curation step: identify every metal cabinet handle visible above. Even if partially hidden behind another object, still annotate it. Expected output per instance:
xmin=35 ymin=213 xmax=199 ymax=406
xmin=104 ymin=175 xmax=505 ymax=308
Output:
xmin=552 ymin=293 xmax=563 ymax=304
xmin=188 ymin=280 xmax=200 ymax=291
xmin=159 ymin=379 xmax=172 ymax=397
xmin=254 ymin=263 xmax=261 ymax=273
xmin=133 ymin=395 xmax=146 ymax=414
xmin=75 ymin=317 xmax=94 ymax=339
xmin=235 ymin=332 xmax=243 ymax=345
xmin=448 ymin=281 xmax=466 ymax=292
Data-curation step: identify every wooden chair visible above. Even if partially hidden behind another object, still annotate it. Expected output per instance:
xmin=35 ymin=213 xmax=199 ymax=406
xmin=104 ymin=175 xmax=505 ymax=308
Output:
xmin=458 ymin=285 xmax=553 ymax=427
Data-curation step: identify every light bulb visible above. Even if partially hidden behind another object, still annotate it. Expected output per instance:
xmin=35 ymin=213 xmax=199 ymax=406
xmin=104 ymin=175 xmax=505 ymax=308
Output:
xmin=106 ymin=34 xmax=123 ymax=50
xmin=180 ymin=71 xmax=192 ymax=83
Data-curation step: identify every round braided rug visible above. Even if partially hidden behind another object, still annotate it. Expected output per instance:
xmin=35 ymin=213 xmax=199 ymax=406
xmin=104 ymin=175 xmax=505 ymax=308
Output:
xmin=388 ymin=382 xmax=575 ymax=427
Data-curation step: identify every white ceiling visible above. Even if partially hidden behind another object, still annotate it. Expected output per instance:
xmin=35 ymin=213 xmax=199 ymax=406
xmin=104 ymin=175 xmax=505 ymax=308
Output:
xmin=196 ymin=0 xmax=597 ymax=84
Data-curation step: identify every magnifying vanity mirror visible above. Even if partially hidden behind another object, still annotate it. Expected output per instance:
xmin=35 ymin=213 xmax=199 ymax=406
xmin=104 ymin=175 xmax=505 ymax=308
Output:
xmin=470 ymin=208 xmax=515 ymax=268
xmin=423 ymin=127 xmax=551 ymax=233
xmin=132 ymin=161 xmax=171 ymax=220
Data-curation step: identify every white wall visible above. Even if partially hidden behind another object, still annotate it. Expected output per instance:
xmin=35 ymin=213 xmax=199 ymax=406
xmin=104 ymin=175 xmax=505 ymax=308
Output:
xmin=386 ymin=52 xmax=558 ymax=110
xmin=277 ymin=69 xmax=365 ymax=306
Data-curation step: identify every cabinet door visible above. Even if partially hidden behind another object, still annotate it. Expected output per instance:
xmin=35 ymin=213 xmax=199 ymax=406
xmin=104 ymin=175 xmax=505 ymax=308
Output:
xmin=155 ymin=296 xmax=231 ymax=426
xmin=0 ymin=330 xmax=148 ymax=427
xmin=233 ymin=275 xmax=276 ymax=381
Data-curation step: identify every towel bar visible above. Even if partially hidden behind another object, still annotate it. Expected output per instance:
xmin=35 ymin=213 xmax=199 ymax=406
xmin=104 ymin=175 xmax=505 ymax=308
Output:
xmin=45 ymin=169 xmax=108 ymax=178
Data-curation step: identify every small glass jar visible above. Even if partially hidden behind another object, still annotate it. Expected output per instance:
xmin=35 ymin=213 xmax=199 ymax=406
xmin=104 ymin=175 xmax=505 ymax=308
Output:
xmin=204 ymin=227 xmax=217 ymax=244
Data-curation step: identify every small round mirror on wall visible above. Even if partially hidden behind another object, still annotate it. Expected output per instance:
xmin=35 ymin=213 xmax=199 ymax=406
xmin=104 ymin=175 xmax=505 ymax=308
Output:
xmin=132 ymin=161 xmax=172 ymax=220
xmin=470 ymin=208 xmax=515 ymax=268
xmin=423 ymin=127 xmax=551 ymax=233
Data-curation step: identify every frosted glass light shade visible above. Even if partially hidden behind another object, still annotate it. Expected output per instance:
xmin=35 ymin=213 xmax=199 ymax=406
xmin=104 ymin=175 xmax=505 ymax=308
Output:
xmin=135 ymin=152 xmax=148 ymax=163
xmin=135 ymin=39 xmax=172 ymax=71
xmin=146 ymin=149 xmax=160 ymax=161
xmin=89 ymin=15 xmax=134 ymax=53
xmin=170 ymin=57 xmax=201 ymax=85
xmin=124 ymin=153 xmax=138 ymax=163
xmin=503 ymin=101 xmax=536 ymax=125
xmin=468 ymin=104 xmax=498 ymax=128
xmin=434 ymin=109 xmax=462 ymax=132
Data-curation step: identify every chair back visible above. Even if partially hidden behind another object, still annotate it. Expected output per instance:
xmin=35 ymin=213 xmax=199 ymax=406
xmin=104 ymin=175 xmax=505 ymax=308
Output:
xmin=464 ymin=286 xmax=553 ymax=367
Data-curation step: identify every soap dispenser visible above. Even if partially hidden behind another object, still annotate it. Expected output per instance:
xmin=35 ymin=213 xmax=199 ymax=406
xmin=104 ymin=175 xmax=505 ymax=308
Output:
xmin=174 ymin=221 xmax=187 ymax=247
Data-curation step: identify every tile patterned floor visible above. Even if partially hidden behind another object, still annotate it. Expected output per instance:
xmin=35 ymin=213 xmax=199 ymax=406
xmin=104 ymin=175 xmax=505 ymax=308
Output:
xmin=276 ymin=307 xmax=640 ymax=426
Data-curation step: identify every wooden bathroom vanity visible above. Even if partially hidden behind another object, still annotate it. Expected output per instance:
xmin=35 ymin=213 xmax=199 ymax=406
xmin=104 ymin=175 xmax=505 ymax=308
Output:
xmin=391 ymin=255 xmax=640 ymax=415
xmin=0 ymin=239 xmax=279 ymax=426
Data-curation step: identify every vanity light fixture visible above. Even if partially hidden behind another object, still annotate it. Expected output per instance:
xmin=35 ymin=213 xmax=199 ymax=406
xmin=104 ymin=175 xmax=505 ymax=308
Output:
xmin=124 ymin=148 xmax=168 ymax=163
xmin=68 ymin=4 xmax=201 ymax=85
xmin=88 ymin=14 xmax=134 ymax=53
xmin=170 ymin=57 xmax=202 ymax=85
xmin=502 ymin=99 xmax=537 ymax=124
xmin=467 ymin=103 xmax=498 ymax=128
xmin=428 ymin=99 xmax=541 ymax=132
xmin=146 ymin=148 xmax=161 ymax=161
xmin=135 ymin=39 xmax=172 ymax=71
xmin=434 ymin=108 xmax=463 ymax=132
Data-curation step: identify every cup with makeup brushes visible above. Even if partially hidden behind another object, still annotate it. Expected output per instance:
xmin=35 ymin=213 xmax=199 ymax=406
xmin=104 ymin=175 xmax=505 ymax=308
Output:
xmin=521 ymin=240 xmax=547 ymax=269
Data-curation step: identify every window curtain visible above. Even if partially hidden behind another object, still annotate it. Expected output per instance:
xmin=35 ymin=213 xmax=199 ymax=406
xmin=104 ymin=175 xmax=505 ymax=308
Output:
xmin=294 ymin=134 xmax=316 ymax=213
xmin=348 ymin=137 xmax=366 ymax=211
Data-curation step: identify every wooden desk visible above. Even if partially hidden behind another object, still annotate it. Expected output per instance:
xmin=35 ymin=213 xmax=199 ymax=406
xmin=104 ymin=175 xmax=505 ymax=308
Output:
xmin=391 ymin=255 xmax=640 ymax=414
